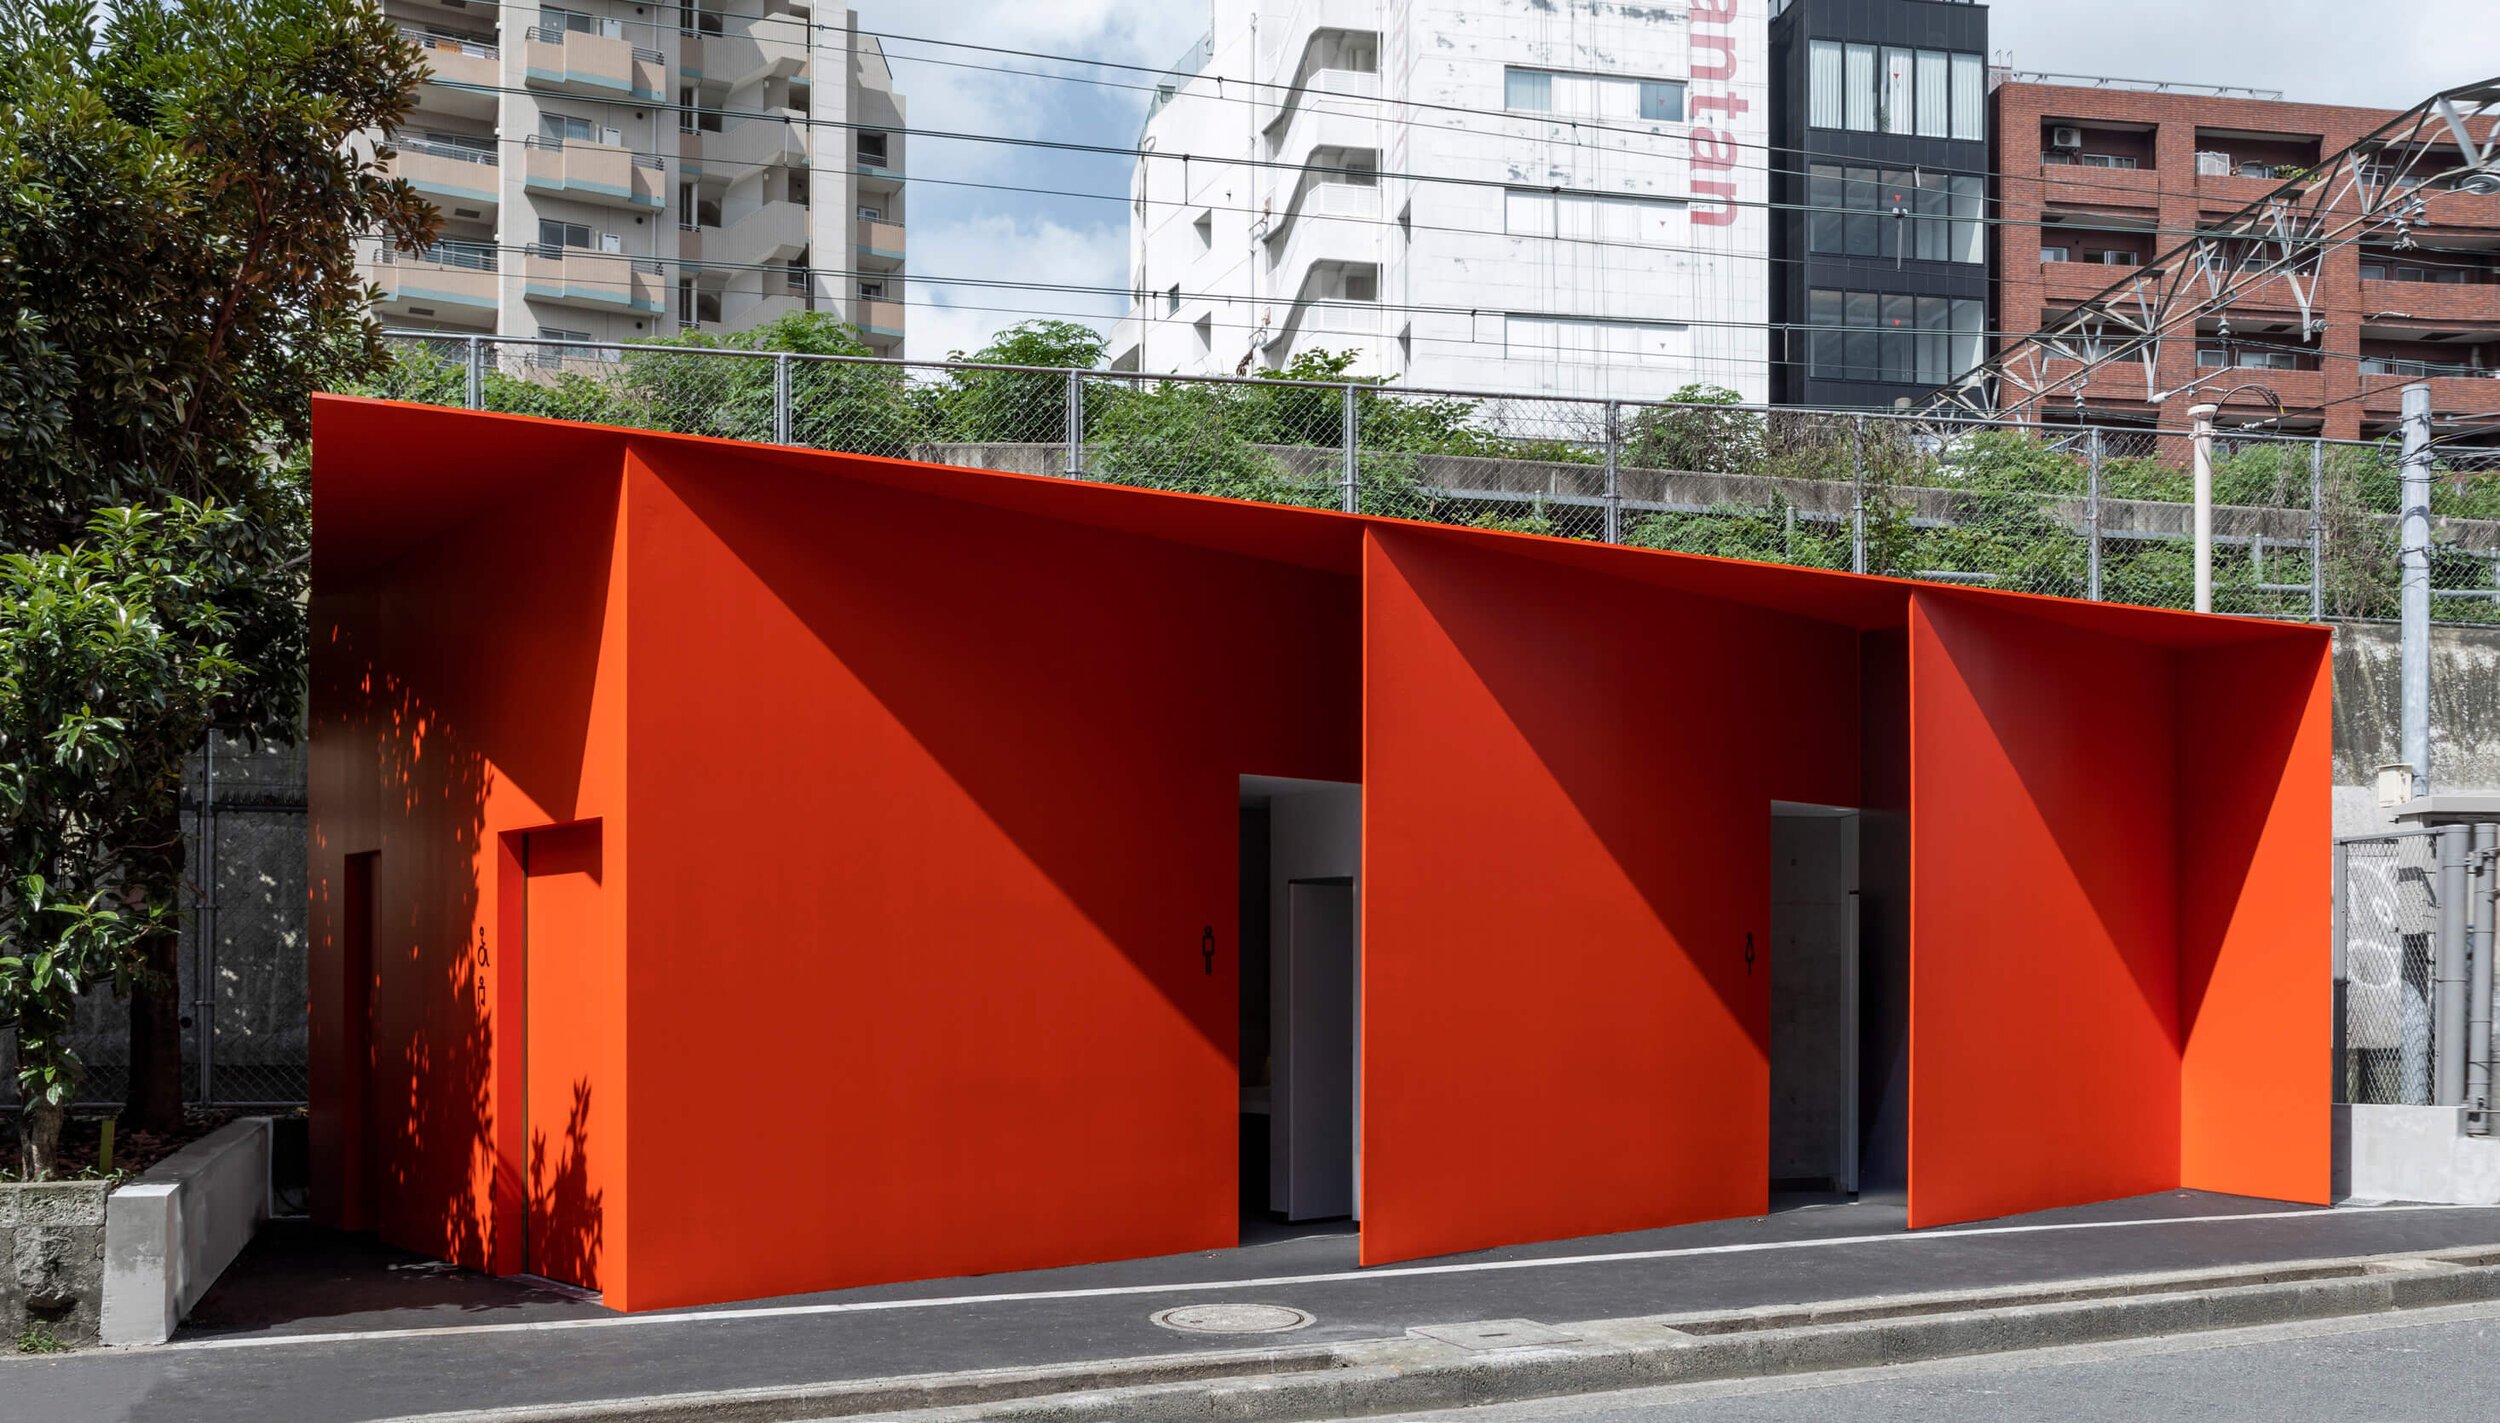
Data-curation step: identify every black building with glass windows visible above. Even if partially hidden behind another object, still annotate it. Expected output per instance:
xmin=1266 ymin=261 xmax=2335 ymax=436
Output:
xmin=1769 ymin=0 xmax=1992 ymax=408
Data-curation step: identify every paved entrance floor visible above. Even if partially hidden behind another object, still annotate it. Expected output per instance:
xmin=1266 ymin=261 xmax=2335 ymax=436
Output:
xmin=17 ymin=1192 xmax=2500 ymax=1423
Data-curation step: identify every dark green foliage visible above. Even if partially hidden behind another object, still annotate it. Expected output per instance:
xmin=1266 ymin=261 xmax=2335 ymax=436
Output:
xmin=0 ymin=0 xmax=433 ymax=1150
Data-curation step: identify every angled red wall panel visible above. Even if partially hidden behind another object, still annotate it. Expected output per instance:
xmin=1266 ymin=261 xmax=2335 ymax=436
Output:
xmin=2176 ymin=633 xmax=2333 ymax=1203
xmin=612 ymin=440 xmax=1359 ymax=1308
xmin=1905 ymin=593 xmax=2182 ymax=1227
xmin=1360 ymin=528 xmax=1860 ymax=1265
xmin=308 ymin=432 xmax=632 ymax=1284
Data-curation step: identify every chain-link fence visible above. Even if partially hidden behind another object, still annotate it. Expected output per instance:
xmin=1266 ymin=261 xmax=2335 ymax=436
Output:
xmin=359 ymin=333 xmax=2500 ymax=623
xmin=2340 ymin=831 xmax=2441 ymax=1106
xmin=0 ymin=735 xmax=307 ymax=1112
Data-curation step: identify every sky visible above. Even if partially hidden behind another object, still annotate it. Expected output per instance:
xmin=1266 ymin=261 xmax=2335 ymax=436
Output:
xmin=848 ymin=0 xmax=2500 ymax=363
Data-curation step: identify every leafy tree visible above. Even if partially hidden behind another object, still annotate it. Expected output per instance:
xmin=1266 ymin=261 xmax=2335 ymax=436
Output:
xmin=1 ymin=506 xmax=257 ymax=1175
xmin=1623 ymin=384 xmax=1764 ymax=474
xmin=0 ymin=0 xmax=432 ymax=1136
xmin=932 ymin=319 xmax=1106 ymax=444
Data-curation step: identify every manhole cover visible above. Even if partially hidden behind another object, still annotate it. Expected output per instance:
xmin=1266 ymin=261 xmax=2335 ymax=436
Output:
xmin=1150 ymin=1302 xmax=1315 ymax=1335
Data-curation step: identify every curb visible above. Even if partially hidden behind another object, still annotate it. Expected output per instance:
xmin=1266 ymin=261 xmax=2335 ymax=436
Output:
xmin=381 ymin=1246 xmax=2500 ymax=1423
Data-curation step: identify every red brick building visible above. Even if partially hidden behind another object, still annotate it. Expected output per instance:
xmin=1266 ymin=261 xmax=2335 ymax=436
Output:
xmin=1993 ymin=79 xmax=2500 ymax=440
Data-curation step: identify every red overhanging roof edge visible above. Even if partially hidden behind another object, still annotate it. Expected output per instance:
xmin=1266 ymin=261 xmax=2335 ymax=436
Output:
xmin=310 ymin=394 xmax=2329 ymax=651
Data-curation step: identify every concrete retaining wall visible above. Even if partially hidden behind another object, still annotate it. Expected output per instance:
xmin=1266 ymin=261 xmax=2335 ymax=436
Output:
xmin=0 ymin=1179 xmax=109 ymax=1346
xmin=2343 ymin=1104 xmax=2500 ymax=1205
xmin=100 ymin=1116 xmax=270 ymax=1346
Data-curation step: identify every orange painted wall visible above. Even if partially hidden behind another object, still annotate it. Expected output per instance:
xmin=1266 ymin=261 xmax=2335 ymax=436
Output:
xmin=308 ymin=420 xmax=633 ymax=1289
xmin=309 ymin=398 xmax=2334 ymax=1304
xmin=1906 ymin=593 xmax=2186 ymax=1227
xmin=2176 ymin=636 xmax=2334 ymax=1202
xmin=1904 ymin=593 xmax=2331 ymax=1225
xmin=608 ymin=440 xmax=1358 ymax=1308
xmin=1359 ymin=528 xmax=1862 ymax=1265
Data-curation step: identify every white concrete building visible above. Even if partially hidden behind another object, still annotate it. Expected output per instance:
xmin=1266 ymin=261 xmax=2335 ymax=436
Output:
xmin=364 ymin=0 xmax=906 ymax=354
xmin=1112 ymin=0 xmax=1770 ymax=400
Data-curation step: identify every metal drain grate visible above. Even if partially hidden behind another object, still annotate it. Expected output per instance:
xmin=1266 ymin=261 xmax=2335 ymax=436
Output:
xmin=1149 ymin=1302 xmax=1316 ymax=1335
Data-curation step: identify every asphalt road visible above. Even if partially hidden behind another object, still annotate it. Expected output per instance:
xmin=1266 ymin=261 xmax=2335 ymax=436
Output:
xmin=1363 ymin=1300 xmax=2500 ymax=1423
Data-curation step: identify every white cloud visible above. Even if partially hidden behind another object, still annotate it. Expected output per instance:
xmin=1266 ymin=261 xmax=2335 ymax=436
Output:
xmin=903 ymin=212 xmax=1132 ymax=362
xmin=1991 ymin=0 xmax=2500 ymax=109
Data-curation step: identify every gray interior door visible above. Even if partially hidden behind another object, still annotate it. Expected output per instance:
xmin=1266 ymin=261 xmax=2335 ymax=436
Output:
xmin=1283 ymin=878 xmax=1356 ymax=1221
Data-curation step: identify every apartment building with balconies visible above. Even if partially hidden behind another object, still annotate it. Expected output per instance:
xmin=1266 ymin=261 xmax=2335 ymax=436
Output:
xmin=1111 ymin=0 xmax=1772 ymax=402
xmin=1994 ymin=77 xmax=2500 ymax=439
xmin=365 ymin=0 xmax=906 ymax=355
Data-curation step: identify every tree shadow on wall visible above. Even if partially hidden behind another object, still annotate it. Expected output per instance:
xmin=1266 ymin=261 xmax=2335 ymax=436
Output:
xmin=334 ymin=649 xmax=501 ymax=1282
xmin=528 ymin=1077 xmax=603 ymax=1288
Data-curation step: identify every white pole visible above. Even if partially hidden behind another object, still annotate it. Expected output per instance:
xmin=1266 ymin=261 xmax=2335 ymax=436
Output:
xmin=2189 ymin=403 xmax=2217 ymax=613
xmin=2401 ymin=382 xmax=2434 ymax=801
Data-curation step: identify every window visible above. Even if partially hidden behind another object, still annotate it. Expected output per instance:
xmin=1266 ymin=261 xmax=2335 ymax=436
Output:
xmin=1881 ymin=48 xmax=1913 ymax=135
xmin=1843 ymin=44 xmax=1876 ymax=130
xmin=1506 ymin=188 xmax=1684 ymax=243
xmin=2239 ymin=161 xmax=2278 ymax=180
xmin=1505 ymin=67 xmax=1683 ymax=123
xmin=1915 ymin=50 xmax=1949 ymax=138
xmin=1193 ymin=315 xmax=1212 ymax=352
xmin=2198 ymin=347 xmax=2228 ymax=368
xmin=2042 ymin=246 xmax=2071 ymax=263
xmin=1951 ymin=54 xmax=1984 ymax=140
xmin=539 ymin=111 xmax=600 ymax=143
xmin=1193 ymin=209 xmax=1213 ymax=249
xmin=857 ymin=131 xmax=889 ymax=166
xmin=858 ymin=204 xmax=883 ymax=222
xmin=1815 ymin=45 xmax=1987 ymax=139
xmin=1805 ymin=288 xmax=1985 ymax=385
xmin=536 ymin=219 xmax=592 ymax=253
xmin=1804 ymin=169 xmax=1983 ymax=265
xmin=677 ymin=182 xmax=695 ymax=229
xmin=534 ymin=326 xmax=593 ymax=368
xmin=2080 ymin=153 xmax=2139 ymax=169
xmin=1806 ymin=165 xmax=1841 ymax=254
xmin=1343 ymin=268 xmax=1377 ymax=302
xmin=1808 ymin=41 xmax=1843 ymax=129
xmin=678 ymin=87 xmax=696 ymax=134
xmin=1639 ymin=80 xmax=1684 ymax=122
xmin=2361 ymin=261 xmax=2390 ymax=281
xmin=1165 ymin=283 xmax=1181 ymax=315
xmin=1503 ymin=314 xmax=1687 ymax=366
xmin=2096 ymin=250 xmax=2139 ymax=266
xmin=857 ymin=280 xmax=884 ymax=300
xmin=787 ymin=169 xmax=809 ymax=207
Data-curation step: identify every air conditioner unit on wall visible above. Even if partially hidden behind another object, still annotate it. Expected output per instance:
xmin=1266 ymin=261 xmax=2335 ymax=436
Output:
xmin=2197 ymin=150 xmax=2233 ymax=176
xmin=2050 ymin=125 xmax=2083 ymax=150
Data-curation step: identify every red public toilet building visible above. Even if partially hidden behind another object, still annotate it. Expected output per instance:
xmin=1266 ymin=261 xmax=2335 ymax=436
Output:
xmin=308 ymin=395 xmax=2333 ymax=1312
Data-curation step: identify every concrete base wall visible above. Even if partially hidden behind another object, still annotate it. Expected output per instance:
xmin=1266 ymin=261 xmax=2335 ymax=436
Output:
xmin=2341 ymin=1104 xmax=2500 ymax=1204
xmin=0 ymin=1180 xmax=110 ymax=1346
xmin=100 ymin=1117 xmax=270 ymax=1347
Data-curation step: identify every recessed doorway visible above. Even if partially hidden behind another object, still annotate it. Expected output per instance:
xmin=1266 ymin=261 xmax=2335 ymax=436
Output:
xmin=1769 ymin=802 xmax=1861 ymax=1199
xmin=1238 ymin=776 xmax=1360 ymax=1230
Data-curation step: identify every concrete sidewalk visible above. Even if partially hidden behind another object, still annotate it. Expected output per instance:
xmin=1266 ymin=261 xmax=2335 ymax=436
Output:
xmin=14 ymin=1192 xmax=2500 ymax=1423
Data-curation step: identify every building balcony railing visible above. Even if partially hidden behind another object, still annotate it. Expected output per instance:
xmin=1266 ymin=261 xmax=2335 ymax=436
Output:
xmin=405 ymin=26 xmax=499 ymax=88
xmin=385 ymin=135 xmax=502 ymax=208
xmin=366 ymin=240 xmax=500 ymax=325
xmin=859 ymin=298 xmax=905 ymax=336
xmin=712 ymin=198 xmax=808 ymax=263
xmin=855 ymin=218 xmax=905 ymax=262
xmin=522 ymin=247 xmax=667 ymax=315
xmin=522 ymin=135 xmax=666 ymax=211
xmin=522 ymin=27 xmax=665 ymax=102
xmin=376 ymin=238 xmax=501 ymax=272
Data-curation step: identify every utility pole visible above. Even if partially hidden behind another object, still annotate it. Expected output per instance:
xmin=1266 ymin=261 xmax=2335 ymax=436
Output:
xmin=2401 ymin=383 xmax=2433 ymax=801
xmin=2189 ymin=403 xmax=2217 ymax=613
